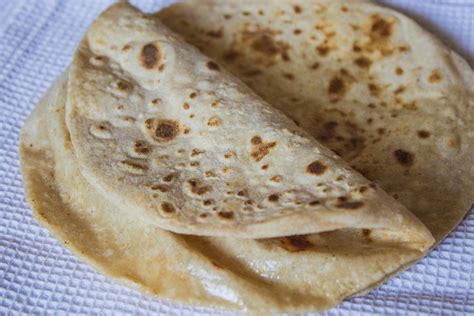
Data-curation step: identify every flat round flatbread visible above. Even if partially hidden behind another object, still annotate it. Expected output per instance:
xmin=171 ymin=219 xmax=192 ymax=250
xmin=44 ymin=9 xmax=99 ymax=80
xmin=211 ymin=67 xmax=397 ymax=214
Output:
xmin=159 ymin=0 xmax=474 ymax=242
xmin=65 ymin=3 xmax=432 ymax=239
xmin=19 ymin=73 xmax=431 ymax=313
xmin=18 ymin=3 xmax=438 ymax=312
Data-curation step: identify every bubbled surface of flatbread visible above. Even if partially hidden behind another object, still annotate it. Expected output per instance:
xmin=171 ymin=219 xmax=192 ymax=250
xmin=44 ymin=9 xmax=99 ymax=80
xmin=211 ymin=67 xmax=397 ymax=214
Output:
xmin=158 ymin=0 xmax=474 ymax=242
xmin=65 ymin=3 xmax=433 ymax=240
xmin=19 ymin=74 xmax=431 ymax=313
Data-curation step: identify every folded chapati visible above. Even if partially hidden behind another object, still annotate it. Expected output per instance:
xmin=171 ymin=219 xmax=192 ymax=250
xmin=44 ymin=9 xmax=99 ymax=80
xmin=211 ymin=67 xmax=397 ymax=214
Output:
xmin=19 ymin=2 xmax=441 ymax=313
xmin=64 ymin=2 xmax=430 ymax=239
xmin=159 ymin=0 xmax=474 ymax=243
xmin=20 ymin=72 xmax=432 ymax=313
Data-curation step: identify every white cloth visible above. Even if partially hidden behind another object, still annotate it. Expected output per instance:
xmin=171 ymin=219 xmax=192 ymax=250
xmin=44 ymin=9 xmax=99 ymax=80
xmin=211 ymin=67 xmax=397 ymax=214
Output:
xmin=0 ymin=1 xmax=472 ymax=315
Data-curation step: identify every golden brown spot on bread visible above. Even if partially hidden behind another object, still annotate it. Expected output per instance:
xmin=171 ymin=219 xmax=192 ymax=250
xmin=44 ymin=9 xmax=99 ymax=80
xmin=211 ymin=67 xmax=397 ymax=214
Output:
xmin=428 ymin=70 xmax=442 ymax=83
xmin=191 ymin=149 xmax=205 ymax=157
xmin=117 ymin=81 xmax=128 ymax=91
xmin=251 ymin=138 xmax=277 ymax=162
xmin=203 ymin=199 xmax=214 ymax=206
xmin=370 ymin=15 xmax=392 ymax=39
xmin=353 ymin=43 xmax=362 ymax=52
xmin=145 ymin=119 xmax=179 ymax=142
xmin=133 ymin=141 xmax=150 ymax=155
xmin=261 ymin=164 xmax=269 ymax=170
xmin=316 ymin=44 xmax=330 ymax=56
xmin=328 ymin=77 xmax=346 ymax=101
xmin=251 ymin=136 xmax=262 ymax=145
xmin=394 ymin=149 xmax=414 ymax=167
xmin=395 ymin=67 xmax=404 ymax=75
xmin=368 ymin=83 xmax=379 ymax=96
xmin=163 ymin=174 xmax=175 ymax=182
xmin=283 ymin=73 xmax=295 ymax=80
xmin=399 ymin=46 xmax=410 ymax=52
xmin=141 ymin=44 xmax=161 ymax=69
xmin=188 ymin=179 xmax=212 ymax=196
xmin=241 ymin=29 xmax=290 ymax=63
xmin=270 ymin=176 xmax=282 ymax=183
xmin=309 ymin=200 xmax=320 ymax=206
xmin=218 ymin=211 xmax=234 ymax=219
xmin=189 ymin=92 xmax=197 ymax=99
xmin=118 ymin=160 xmax=147 ymax=174
xmin=206 ymin=61 xmax=220 ymax=71
xmin=244 ymin=199 xmax=254 ymax=205
xmin=224 ymin=151 xmax=235 ymax=159
xmin=417 ymin=130 xmax=431 ymax=139
xmin=224 ymin=14 xmax=232 ymax=19
xmin=354 ymin=56 xmax=372 ymax=68
xmin=307 ymin=160 xmax=327 ymax=175
xmin=207 ymin=116 xmax=221 ymax=127
xmin=155 ymin=122 xmax=178 ymax=140
xmin=341 ymin=6 xmax=348 ymax=12
xmin=361 ymin=15 xmax=396 ymax=56
xmin=251 ymin=142 xmax=276 ymax=162
xmin=268 ymin=194 xmax=279 ymax=202
xmin=394 ymin=85 xmax=405 ymax=94
xmin=160 ymin=202 xmax=175 ymax=214
xmin=362 ymin=229 xmax=371 ymax=237
xmin=311 ymin=62 xmax=320 ymax=70
xmin=151 ymin=184 xmax=169 ymax=192
xmin=237 ymin=190 xmax=247 ymax=197
xmin=293 ymin=5 xmax=302 ymax=14
xmin=337 ymin=196 xmax=348 ymax=203
xmin=336 ymin=201 xmax=364 ymax=209
xmin=183 ymin=103 xmax=190 ymax=110
xmin=293 ymin=29 xmax=302 ymax=35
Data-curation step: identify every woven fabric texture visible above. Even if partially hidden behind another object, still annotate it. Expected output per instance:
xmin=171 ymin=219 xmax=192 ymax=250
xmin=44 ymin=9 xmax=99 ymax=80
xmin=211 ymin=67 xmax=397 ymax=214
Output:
xmin=0 ymin=1 xmax=472 ymax=315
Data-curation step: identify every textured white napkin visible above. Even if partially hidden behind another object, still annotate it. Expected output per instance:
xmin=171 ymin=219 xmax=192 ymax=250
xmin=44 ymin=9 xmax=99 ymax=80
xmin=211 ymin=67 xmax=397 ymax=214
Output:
xmin=0 ymin=1 xmax=472 ymax=315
